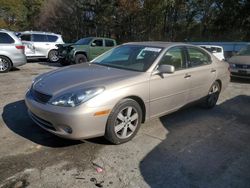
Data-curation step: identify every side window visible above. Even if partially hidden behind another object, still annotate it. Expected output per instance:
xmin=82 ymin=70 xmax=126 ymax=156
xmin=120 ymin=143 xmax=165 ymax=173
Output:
xmin=105 ymin=39 xmax=115 ymax=47
xmin=92 ymin=39 xmax=103 ymax=47
xmin=32 ymin=34 xmax=48 ymax=42
xmin=47 ymin=35 xmax=58 ymax=42
xmin=20 ymin=34 xmax=31 ymax=41
xmin=0 ymin=32 xmax=14 ymax=44
xmin=159 ymin=47 xmax=185 ymax=70
xmin=187 ymin=47 xmax=211 ymax=67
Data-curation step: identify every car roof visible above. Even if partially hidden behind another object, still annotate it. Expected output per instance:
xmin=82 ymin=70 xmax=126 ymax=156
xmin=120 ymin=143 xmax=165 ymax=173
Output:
xmin=123 ymin=41 xmax=191 ymax=48
xmin=20 ymin=31 xmax=61 ymax=36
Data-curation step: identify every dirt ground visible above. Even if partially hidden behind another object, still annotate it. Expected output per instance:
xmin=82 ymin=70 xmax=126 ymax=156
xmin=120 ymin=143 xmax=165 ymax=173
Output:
xmin=0 ymin=62 xmax=250 ymax=188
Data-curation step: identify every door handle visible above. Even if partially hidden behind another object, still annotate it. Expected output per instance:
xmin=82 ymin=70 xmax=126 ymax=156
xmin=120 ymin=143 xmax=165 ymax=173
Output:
xmin=45 ymin=43 xmax=50 ymax=45
xmin=211 ymin=69 xmax=216 ymax=73
xmin=184 ymin=74 xmax=191 ymax=79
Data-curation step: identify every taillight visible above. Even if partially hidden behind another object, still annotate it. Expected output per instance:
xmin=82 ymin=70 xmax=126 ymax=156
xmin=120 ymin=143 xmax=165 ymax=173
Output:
xmin=15 ymin=45 xmax=25 ymax=54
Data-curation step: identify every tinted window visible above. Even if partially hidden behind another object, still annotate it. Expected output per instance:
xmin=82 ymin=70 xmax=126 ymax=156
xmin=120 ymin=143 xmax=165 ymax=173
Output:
xmin=159 ymin=47 xmax=185 ymax=70
xmin=20 ymin=34 xmax=31 ymax=41
xmin=187 ymin=47 xmax=211 ymax=67
xmin=105 ymin=39 xmax=115 ymax=47
xmin=32 ymin=34 xmax=47 ymax=42
xmin=0 ymin=32 xmax=14 ymax=44
xmin=47 ymin=35 xmax=58 ymax=42
xmin=92 ymin=39 xmax=103 ymax=47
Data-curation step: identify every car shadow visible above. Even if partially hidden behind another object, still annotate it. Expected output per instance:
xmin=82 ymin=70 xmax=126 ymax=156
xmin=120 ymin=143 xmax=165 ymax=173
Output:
xmin=38 ymin=61 xmax=62 ymax=67
xmin=140 ymin=95 xmax=250 ymax=188
xmin=2 ymin=100 xmax=82 ymax=148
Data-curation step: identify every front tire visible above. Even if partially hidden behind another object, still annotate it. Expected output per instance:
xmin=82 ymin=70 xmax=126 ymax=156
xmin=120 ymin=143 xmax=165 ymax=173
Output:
xmin=75 ymin=54 xmax=87 ymax=64
xmin=105 ymin=99 xmax=142 ymax=144
xmin=0 ymin=56 xmax=12 ymax=73
xmin=48 ymin=49 xmax=59 ymax=63
xmin=202 ymin=81 xmax=221 ymax=109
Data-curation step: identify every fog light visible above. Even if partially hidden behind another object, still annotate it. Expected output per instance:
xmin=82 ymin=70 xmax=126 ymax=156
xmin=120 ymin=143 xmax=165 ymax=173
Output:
xmin=63 ymin=127 xmax=72 ymax=134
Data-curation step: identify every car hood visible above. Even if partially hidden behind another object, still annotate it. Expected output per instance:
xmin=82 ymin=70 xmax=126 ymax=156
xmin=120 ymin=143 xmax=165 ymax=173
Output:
xmin=33 ymin=63 xmax=141 ymax=96
xmin=228 ymin=55 xmax=250 ymax=65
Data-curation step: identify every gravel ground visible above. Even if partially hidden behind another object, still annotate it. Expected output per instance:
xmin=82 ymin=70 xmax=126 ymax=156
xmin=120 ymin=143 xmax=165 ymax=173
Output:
xmin=0 ymin=62 xmax=249 ymax=188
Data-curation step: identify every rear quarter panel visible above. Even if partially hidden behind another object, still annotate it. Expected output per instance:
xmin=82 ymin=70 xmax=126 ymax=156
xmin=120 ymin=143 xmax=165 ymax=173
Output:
xmin=214 ymin=57 xmax=230 ymax=92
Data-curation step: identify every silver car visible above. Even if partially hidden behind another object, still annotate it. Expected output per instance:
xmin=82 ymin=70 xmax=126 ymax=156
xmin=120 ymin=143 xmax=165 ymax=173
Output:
xmin=228 ymin=44 xmax=250 ymax=79
xmin=25 ymin=42 xmax=230 ymax=144
xmin=19 ymin=31 xmax=64 ymax=63
xmin=0 ymin=29 xmax=27 ymax=73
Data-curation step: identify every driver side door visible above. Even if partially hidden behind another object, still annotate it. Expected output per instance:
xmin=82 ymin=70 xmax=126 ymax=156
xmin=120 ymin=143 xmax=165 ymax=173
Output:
xmin=149 ymin=46 xmax=191 ymax=118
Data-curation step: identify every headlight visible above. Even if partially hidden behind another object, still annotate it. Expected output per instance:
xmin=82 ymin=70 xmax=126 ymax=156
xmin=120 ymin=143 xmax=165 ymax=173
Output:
xmin=49 ymin=87 xmax=104 ymax=107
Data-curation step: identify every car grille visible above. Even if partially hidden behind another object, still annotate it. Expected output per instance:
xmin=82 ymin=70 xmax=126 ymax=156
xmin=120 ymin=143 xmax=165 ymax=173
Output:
xmin=31 ymin=89 xmax=52 ymax=104
xmin=235 ymin=64 xmax=250 ymax=69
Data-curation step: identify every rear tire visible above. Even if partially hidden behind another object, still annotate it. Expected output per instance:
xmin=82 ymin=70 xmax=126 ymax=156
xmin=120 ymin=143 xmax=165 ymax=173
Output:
xmin=105 ymin=99 xmax=142 ymax=145
xmin=48 ymin=49 xmax=59 ymax=63
xmin=201 ymin=81 xmax=221 ymax=109
xmin=75 ymin=54 xmax=87 ymax=64
xmin=0 ymin=56 xmax=12 ymax=73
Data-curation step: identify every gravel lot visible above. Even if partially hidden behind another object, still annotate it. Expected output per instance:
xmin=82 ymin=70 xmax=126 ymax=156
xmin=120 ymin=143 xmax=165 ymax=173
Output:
xmin=0 ymin=62 xmax=250 ymax=188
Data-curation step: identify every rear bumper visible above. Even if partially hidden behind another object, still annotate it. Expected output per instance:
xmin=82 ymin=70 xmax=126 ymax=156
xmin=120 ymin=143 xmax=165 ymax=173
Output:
xmin=12 ymin=55 xmax=27 ymax=67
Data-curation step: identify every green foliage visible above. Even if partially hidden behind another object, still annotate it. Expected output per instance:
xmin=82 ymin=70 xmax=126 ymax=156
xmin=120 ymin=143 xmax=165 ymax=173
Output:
xmin=0 ymin=0 xmax=250 ymax=42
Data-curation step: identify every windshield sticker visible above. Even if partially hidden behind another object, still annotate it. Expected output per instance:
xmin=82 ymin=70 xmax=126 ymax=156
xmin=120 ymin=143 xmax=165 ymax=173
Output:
xmin=143 ymin=47 xmax=162 ymax=52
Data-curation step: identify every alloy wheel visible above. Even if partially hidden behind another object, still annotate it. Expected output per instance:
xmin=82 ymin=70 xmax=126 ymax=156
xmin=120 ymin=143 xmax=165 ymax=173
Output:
xmin=114 ymin=106 xmax=139 ymax=139
xmin=0 ymin=57 xmax=9 ymax=72
xmin=207 ymin=82 xmax=220 ymax=106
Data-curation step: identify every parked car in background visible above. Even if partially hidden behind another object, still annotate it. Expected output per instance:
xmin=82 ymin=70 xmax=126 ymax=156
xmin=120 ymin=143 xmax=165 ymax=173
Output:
xmin=200 ymin=45 xmax=225 ymax=61
xmin=57 ymin=37 xmax=117 ymax=65
xmin=25 ymin=42 xmax=230 ymax=144
xmin=228 ymin=44 xmax=250 ymax=79
xmin=19 ymin=31 xmax=64 ymax=63
xmin=0 ymin=29 xmax=26 ymax=73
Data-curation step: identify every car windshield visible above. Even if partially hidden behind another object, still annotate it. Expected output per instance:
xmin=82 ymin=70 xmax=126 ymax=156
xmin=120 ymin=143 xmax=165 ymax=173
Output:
xmin=91 ymin=45 xmax=163 ymax=72
xmin=75 ymin=37 xmax=93 ymax=45
xmin=237 ymin=45 xmax=250 ymax=56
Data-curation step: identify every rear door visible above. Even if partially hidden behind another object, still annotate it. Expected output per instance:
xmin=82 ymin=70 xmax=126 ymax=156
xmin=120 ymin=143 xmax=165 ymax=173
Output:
xmin=104 ymin=39 xmax=116 ymax=50
xmin=20 ymin=34 xmax=35 ymax=56
xmin=185 ymin=46 xmax=217 ymax=102
xmin=31 ymin=34 xmax=49 ymax=57
xmin=149 ymin=46 xmax=191 ymax=118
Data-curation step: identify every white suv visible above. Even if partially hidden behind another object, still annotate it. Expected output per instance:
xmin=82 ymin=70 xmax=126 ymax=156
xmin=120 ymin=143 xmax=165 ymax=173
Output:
xmin=200 ymin=45 xmax=225 ymax=61
xmin=19 ymin=31 xmax=64 ymax=62
xmin=0 ymin=29 xmax=26 ymax=73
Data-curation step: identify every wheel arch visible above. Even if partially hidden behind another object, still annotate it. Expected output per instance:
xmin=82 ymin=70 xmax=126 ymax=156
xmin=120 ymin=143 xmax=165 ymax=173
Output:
xmin=75 ymin=51 xmax=88 ymax=60
xmin=123 ymin=95 xmax=146 ymax=123
xmin=215 ymin=79 xmax=222 ymax=90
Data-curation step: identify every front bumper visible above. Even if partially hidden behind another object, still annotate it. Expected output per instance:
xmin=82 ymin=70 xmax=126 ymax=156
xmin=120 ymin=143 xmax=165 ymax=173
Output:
xmin=25 ymin=91 xmax=111 ymax=140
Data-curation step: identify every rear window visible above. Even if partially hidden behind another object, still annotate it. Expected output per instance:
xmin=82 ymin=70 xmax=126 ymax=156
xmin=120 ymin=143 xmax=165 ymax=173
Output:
xmin=0 ymin=32 xmax=15 ymax=44
xmin=32 ymin=34 xmax=47 ymax=42
xmin=47 ymin=35 xmax=58 ymax=42
xmin=105 ymin=39 xmax=115 ymax=47
xmin=20 ymin=34 xmax=31 ymax=41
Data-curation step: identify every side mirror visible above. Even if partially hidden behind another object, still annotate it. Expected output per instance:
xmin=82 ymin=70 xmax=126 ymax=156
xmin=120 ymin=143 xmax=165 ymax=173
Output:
xmin=91 ymin=42 xmax=96 ymax=47
xmin=158 ymin=64 xmax=175 ymax=74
